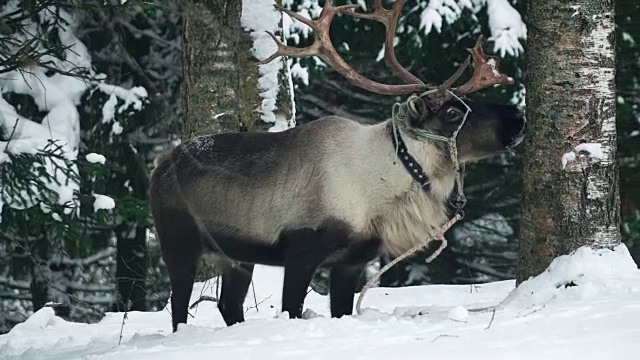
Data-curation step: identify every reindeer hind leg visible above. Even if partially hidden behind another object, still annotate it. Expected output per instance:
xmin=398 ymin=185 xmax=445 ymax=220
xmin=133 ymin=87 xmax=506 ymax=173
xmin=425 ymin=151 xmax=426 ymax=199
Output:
xmin=218 ymin=263 xmax=255 ymax=326
xmin=154 ymin=207 xmax=202 ymax=332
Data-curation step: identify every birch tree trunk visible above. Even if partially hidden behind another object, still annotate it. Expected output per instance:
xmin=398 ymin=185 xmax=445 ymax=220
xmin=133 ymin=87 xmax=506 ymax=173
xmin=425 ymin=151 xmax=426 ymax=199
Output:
xmin=517 ymin=0 xmax=621 ymax=284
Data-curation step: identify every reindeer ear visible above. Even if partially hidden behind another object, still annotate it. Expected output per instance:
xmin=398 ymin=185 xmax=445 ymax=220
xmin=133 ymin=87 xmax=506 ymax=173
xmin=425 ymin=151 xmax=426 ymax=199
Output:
xmin=407 ymin=97 xmax=427 ymax=118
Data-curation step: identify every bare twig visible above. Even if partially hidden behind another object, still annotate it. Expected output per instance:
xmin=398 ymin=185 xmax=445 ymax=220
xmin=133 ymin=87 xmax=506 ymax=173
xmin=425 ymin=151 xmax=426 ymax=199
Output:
xmin=431 ymin=334 xmax=459 ymax=343
xmin=517 ymin=303 xmax=548 ymax=318
xmin=118 ymin=294 xmax=132 ymax=345
xmin=466 ymin=263 xmax=479 ymax=293
xmin=467 ymin=305 xmax=497 ymax=313
xmin=484 ymin=308 xmax=496 ymax=330
xmin=189 ymin=295 xmax=218 ymax=310
xmin=118 ymin=311 xmax=128 ymax=345
xmin=245 ymin=294 xmax=273 ymax=314
xmin=251 ymin=280 xmax=258 ymax=311
xmin=3 ymin=117 xmax=19 ymax=151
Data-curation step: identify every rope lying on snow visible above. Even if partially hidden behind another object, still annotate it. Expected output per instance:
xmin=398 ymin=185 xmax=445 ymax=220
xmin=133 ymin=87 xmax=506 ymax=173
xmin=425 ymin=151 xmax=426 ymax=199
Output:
xmin=355 ymin=213 xmax=463 ymax=315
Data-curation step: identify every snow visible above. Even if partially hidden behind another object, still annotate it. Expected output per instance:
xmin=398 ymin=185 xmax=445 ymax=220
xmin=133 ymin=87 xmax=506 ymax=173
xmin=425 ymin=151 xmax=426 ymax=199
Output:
xmin=562 ymin=151 xmax=577 ymax=169
xmin=420 ymin=0 xmax=479 ymax=35
xmin=267 ymin=117 xmax=294 ymax=133
xmin=499 ymin=244 xmax=639 ymax=308
xmin=0 ymin=5 xmax=88 ymax=217
xmin=419 ymin=0 xmax=526 ymax=58
xmin=7 ymin=307 xmax=64 ymax=335
xmin=281 ymin=0 xmax=322 ymax=42
xmin=97 ymin=84 xmax=147 ymax=138
xmin=242 ymin=0 xmax=303 ymax=132
xmin=447 ymin=305 xmax=469 ymax=321
xmin=241 ymin=0 xmax=289 ymax=132
xmin=570 ymin=5 xmax=581 ymax=18
xmin=97 ymin=84 xmax=147 ymax=114
xmin=93 ymin=194 xmax=115 ymax=212
xmin=510 ymin=84 xmax=526 ymax=107
xmin=290 ymin=60 xmax=309 ymax=86
xmin=486 ymin=0 xmax=527 ymax=57
xmin=101 ymin=94 xmax=119 ymax=124
xmin=111 ymin=121 xmax=124 ymax=135
xmin=2 ymin=245 xmax=639 ymax=360
xmin=563 ymin=143 xmax=605 ymax=169
xmin=575 ymin=142 xmax=605 ymax=160
xmin=86 ymin=153 xmax=106 ymax=164
xmin=0 ymin=3 xmax=147 ymax=222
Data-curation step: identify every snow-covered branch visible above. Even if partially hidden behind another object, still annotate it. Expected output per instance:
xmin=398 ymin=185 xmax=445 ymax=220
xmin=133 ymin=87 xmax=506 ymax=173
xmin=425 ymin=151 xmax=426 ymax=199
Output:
xmin=0 ymin=2 xmax=151 ymax=221
xmin=76 ymin=248 xmax=116 ymax=267
xmin=0 ymin=278 xmax=30 ymax=290
xmin=419 ymin=0 xmax=526 ymax=57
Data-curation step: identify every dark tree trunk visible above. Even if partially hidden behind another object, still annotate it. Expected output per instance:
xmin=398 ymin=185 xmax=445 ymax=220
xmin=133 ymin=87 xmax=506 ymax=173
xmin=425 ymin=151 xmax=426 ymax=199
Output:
xmin=181 ymin=0 xmax=262 ymax=137
xmin=29 ymin=232 xmax=71 ymax=319
xmin=29 ymin=238 xmax=50 ymax=313
xmin=114 ymin=139 xmax=150 ymax=311
xmin=517 ymin=0 xmax=621 ymax=284
xmin=115 ymin=223 xmax=148 ymax=311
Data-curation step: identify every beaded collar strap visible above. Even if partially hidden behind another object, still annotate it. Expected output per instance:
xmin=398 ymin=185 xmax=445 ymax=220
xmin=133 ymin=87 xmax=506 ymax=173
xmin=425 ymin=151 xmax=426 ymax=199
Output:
xmin=389 ymin=89 xmax=471 ymax=213
xmin=388 ymin=124 xmax=431 ymax=190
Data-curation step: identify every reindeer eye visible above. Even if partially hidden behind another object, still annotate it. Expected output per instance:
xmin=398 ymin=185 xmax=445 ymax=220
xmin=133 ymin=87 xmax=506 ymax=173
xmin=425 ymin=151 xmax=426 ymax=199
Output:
xmin=445 ymin=108 xmax=463 ymax=121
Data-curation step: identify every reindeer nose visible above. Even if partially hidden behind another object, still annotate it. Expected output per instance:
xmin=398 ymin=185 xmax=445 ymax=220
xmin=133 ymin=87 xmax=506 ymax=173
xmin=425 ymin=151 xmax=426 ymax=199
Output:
xmin=500 ymin=109 xmax=526 ymax=149
xmin=507 ymin=111 xmax=527 ymax=148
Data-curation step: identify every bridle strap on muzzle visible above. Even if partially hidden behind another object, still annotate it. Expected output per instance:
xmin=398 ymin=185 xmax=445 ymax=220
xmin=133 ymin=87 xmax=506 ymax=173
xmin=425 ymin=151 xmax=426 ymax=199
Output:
xmin=391 ymin=89 xmax=471 ymax=216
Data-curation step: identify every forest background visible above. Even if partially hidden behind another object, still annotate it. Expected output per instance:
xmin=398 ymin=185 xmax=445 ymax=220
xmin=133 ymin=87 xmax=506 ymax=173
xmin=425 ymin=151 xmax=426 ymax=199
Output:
xmin=0 ymin=0 xmax=638 ymax=333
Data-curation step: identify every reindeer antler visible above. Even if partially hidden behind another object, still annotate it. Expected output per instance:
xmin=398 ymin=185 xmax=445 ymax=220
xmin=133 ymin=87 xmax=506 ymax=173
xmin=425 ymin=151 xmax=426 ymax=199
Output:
xmin=344 ymin=0 xmax=425 ymax=86
xmin=259 ymin=0 xmax=426 ymax=95
xmin=260 ymin=1 xmax=514 ymax=99
xmin=439 ymin=36 xmax=515 ymax=96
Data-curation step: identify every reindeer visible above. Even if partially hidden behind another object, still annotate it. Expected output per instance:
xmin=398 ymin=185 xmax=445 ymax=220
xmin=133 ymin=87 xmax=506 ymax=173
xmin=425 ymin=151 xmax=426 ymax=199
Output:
xmin=150 ymin=0 xmax=526 ymax=332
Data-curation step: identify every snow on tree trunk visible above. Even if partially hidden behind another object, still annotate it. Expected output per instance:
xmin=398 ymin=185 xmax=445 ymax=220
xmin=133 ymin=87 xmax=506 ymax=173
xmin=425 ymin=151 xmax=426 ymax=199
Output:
xmin=517 ymin=0 xmax=621 ymax=284
xmin=242 ymin=0 xmax=294 ymax=132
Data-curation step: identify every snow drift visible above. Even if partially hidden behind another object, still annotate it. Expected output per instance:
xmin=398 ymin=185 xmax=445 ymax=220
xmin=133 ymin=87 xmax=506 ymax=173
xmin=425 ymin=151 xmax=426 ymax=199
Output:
xmin=0 ymin=245 xmax=638 ymax=360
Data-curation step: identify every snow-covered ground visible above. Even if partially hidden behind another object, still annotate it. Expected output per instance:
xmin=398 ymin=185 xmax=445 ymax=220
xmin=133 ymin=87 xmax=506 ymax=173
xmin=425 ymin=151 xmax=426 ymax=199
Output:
xmin=1 ymin=245 xmax=639 ymax=360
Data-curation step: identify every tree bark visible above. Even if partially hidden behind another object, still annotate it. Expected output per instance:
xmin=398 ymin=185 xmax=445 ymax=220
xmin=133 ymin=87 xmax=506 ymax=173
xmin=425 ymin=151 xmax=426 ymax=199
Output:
xmin=181 ymin=0 xmax=263 ymax=136
xmin=517 ymin=0 xmax=621 ymax=284
xmin=29 ymin=232 xmax=71 ymax=319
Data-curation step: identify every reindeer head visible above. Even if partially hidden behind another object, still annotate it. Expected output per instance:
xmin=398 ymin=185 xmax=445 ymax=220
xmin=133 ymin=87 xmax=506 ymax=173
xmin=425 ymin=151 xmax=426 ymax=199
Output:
xmin=400 ymin=37 xmax=526 ymax=162
xmin=260 ymin=0 xmax=526 ymax=163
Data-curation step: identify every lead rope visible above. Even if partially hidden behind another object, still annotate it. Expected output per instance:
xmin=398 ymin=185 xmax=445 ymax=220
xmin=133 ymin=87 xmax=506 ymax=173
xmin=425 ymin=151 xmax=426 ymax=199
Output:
xmin=355 ymin=90 xmax=470 ymax=315
xmin=355 ymin=213 xmax=462 ymax=314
